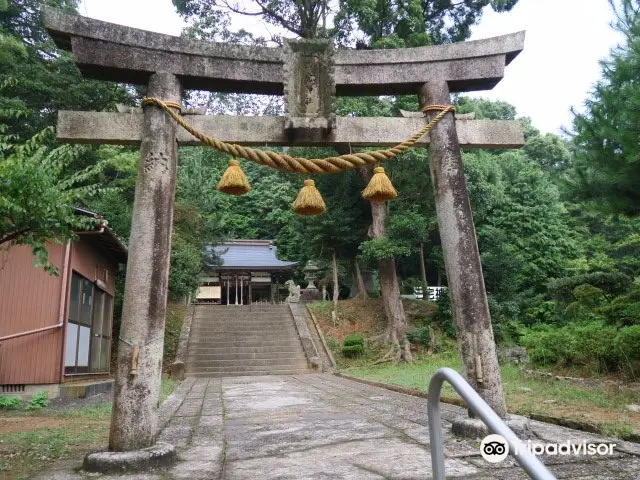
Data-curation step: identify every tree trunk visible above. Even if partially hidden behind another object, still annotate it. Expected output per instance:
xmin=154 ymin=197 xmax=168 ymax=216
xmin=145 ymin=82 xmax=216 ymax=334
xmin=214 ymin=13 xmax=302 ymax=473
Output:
xmin=420 ymin=80 xmax=507 ymax=418
xmin=418 ymin=242 xmax=428 ymax=296
xmin=332 ymin=250 xmax=339 ymax=311
xmin=354 ymin=258 xmax=368 ymax=299
xmin=359 ymin=165 xmax=412 ymax=363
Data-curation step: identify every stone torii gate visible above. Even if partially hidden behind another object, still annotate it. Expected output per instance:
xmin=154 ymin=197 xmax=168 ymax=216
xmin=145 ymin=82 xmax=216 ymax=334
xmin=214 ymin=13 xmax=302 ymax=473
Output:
xmin=44 ymin=8 xmax=524 ymax=459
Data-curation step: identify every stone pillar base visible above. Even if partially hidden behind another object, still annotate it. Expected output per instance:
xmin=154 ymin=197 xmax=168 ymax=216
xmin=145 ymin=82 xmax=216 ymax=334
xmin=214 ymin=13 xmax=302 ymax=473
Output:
xmin=83 ymin=442 xmax=176 ymax=474
xmin=451 ymin=414 xmax=531 ymax=439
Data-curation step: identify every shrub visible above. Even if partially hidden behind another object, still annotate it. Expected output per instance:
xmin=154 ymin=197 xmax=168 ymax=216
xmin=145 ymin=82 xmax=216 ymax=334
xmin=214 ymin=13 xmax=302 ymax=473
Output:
xmin=604 ymin=285 xmax=640 ymax=326
xmin=26 ymin=391 xmax=49 ymax=410
xmin=524 ymin=299 xmax=559 ymax=325
xmin=433 ymin=289 xmax=456 ymax=338
xmin=572 ymin=284 xmax=606 ymax=307
xmin=547 ymin=272 xmax=631 ymax=302
xmin=0 ymin=395 xmax=22 ymax=410
xmin=343 ymin=333 xmax=364 ymax=347
xmin=520 ymin=321 xmax=640 ymax=375
xmin=613 ymin=325 xmax=640 ymax=374
xmin=342 ymin=345 xmax=364 ymax=357
xmin=406 ymin=326 xmax=430 ymax=347
xmin=342 ymin=333 xmax=365 ymax=357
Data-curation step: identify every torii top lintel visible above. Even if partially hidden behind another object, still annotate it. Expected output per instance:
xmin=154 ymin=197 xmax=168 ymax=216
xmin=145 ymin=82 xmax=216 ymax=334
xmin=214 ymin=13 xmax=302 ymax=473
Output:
xmin=43 ymin=8 xmax=524 ymax=96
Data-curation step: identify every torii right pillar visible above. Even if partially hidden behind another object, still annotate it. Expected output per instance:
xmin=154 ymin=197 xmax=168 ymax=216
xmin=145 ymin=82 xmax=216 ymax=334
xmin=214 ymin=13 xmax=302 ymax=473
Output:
xmin=421 ymin=80 xmax=508 ymax=420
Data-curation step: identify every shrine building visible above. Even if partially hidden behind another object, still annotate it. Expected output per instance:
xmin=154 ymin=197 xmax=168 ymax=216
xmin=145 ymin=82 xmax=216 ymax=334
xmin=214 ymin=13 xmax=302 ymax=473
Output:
xmin=196 ymin=240 xmax=297 ymax=305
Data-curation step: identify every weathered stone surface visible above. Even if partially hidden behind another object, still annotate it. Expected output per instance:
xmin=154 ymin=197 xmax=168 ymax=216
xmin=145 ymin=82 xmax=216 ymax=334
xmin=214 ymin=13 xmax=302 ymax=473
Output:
xmin=83 ymin=442 xmax=176 ymax=474
xmin=283 ymin=39 xmax=335 ymax=138
xmin=44 ymin=8 xmax=523 ymax=95
xmin=499 ymin=346 xmax=530 ymax=365
xmin=288 ymin=303 xmax=321 ymax=370
xmin=56 ymin=112 xmax=525 ymax=148
xmin=399 ymin=109 xmax=476 ymax=119
xmin=171 ymin=306 xmax=194 ymax=380
xmin=34 ymin=374 xmax=640 ymax=479
xmin=421 ymin=80 xmax=507 ymax=418
xmin=109 ymin=72 xmax=182 ymax=451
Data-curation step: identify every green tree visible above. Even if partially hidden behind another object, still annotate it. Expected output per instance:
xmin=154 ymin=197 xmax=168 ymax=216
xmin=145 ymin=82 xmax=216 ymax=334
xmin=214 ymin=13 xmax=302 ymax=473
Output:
xmin=0 ymin=0 xmax=132 ymax=140
xmin=0 ymin=127 xmax=113 ymax=273
xmin=570 ymin=0 xmax=640 ymax=214
xmin=334 ymin=0 xmax=519 ymax=46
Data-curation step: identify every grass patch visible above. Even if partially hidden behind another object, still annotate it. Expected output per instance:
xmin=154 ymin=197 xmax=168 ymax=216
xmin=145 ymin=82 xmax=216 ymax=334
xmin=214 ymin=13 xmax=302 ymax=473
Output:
xmin=0 ymin=377 xmax=180 ymax=478
xmin=0 ymin=410 xmax=109 ymax=478
xmin=342 ymin=353 xmax=640 ymax=439
xmin=313 ymin=298 xmax=640 ymax=439
xmin=161 ymin=377 xmax=177 ymax=403
xmin=164 ymin=302 xmax=188 ymax=371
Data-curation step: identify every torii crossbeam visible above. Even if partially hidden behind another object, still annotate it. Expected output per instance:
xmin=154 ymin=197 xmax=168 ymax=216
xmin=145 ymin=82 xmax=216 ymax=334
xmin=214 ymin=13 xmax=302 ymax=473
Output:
xmin=44 ymin=7 xmax=525 ymax=465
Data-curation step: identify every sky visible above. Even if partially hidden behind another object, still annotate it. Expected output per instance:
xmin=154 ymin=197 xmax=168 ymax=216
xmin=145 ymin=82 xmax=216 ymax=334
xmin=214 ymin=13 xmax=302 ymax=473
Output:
xmin=79 ymin=0 xmax=623 ymax=134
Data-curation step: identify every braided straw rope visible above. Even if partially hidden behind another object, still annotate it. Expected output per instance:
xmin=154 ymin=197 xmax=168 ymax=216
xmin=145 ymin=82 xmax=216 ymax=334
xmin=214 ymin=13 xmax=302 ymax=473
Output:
xmin=141 ymin=97 xmax=455 ymax=174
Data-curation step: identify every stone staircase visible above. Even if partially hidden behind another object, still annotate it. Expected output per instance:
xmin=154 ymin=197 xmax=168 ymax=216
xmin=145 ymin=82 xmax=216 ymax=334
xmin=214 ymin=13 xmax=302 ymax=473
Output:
xmin=185 ymin=304 xmax=312 ymax=377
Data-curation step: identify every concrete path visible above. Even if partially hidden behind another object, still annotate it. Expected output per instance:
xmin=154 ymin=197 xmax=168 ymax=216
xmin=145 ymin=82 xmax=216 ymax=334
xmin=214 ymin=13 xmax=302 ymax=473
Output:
xmin=41 ymin=374 xmax=640 ymax=479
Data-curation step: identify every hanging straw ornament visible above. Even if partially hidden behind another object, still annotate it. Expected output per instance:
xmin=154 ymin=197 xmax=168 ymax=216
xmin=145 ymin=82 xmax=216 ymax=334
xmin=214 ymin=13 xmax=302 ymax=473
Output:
xmin=362 ymin=166 xmax=398 ymax=202
xmin=217 ymin=159 xmax=251 ymax=195
xmin=292 ymin=179 xmax=326 ymax=216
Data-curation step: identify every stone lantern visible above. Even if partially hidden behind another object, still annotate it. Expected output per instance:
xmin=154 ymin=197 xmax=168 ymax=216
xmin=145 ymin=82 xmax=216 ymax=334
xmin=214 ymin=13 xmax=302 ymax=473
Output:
xmin=303 ymin=260 xmax=320 ymax=291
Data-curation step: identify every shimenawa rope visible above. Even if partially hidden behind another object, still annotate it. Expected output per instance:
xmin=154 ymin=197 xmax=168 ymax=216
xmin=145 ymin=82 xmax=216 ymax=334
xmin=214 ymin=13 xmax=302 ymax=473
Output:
xmin=141 ymin=97 xmax=454 ymax=175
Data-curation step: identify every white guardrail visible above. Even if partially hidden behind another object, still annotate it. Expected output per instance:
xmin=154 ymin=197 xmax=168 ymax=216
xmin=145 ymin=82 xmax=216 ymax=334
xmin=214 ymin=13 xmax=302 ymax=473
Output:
xmin=427 ymin=367 xmax=556 ymax=480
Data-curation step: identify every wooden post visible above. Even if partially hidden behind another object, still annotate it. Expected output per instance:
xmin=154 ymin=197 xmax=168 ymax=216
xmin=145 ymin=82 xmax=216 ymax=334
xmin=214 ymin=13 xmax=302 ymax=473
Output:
xmin=420 ymin=80 xmax=507 ymax=418
xmin=109 ymin=72 xmax=182 ymax=451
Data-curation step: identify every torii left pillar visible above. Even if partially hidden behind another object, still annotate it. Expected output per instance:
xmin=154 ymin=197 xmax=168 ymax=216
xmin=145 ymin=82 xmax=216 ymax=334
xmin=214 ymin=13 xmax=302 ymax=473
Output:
xmin=110 ymin=72 xmax=181 ymax=451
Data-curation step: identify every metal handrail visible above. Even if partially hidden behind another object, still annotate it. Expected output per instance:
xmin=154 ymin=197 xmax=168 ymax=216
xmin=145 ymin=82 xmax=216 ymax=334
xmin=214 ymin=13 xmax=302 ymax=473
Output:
xmin=0 ymin=322 xmax=64 ymax=343
xmin=428 ymin=367 xmax=556 ymax=480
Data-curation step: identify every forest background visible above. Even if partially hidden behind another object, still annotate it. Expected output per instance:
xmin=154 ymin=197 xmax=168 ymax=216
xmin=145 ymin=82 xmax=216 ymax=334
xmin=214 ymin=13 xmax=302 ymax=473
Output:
xmin=1 ymin=0 xmax=639 ymax=375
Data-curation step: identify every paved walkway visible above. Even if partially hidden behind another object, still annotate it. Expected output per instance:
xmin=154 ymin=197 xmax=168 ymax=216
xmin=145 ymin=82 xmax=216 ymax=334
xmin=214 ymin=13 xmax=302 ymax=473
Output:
xmin=42 ymin=374 xmax=640 ymax=479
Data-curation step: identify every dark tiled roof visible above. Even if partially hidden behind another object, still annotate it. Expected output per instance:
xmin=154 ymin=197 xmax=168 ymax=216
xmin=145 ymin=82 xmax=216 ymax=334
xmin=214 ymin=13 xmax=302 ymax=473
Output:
xmin=205 ymin=240 xmax=297 ymax=271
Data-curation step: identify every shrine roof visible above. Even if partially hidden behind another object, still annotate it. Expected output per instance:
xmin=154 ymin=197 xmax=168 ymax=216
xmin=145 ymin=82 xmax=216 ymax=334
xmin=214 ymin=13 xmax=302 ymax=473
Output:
xmin=205 ymin=241 xmax=297 ymax=271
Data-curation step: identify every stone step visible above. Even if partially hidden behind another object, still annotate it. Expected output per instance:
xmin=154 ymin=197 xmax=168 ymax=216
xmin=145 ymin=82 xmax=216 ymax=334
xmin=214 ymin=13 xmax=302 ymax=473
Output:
xmin=192 ymin=318 xmax=294 ymax=324
xmin=189 ymin=334 xmax=300 ymax=346
xmin=187 ymin=345 xmax=303 ymax=355
xmin=189 ymin=333 xmax=300 ymax=341
xmin=188 ymin=346 xmax=302 ymax=353
xmin=188 ymin=304 xmax=307 ymax=377
xmin=186 ymin=357 xmax=308 ymax=368
xmin=193 ymin=317 xmax=294 ymax=322
xmin=190 ymin=332 xmax=300 ymax=339
xmin=184 ymin=369 xmax=311 ymax=377
xmin=192 ymin=322 xmax=295 ymax=328
xmin=193 ymin=311 xmax=290 ymax=317
xmin=191 ymin=324 xmax=296 ymax=331
xmin=186 ymin=352 xmax=307 ymax=365
xmin=185 ymin=361 xmax=310 ymax=373
xmin=191 ymin=331 xmax=294 ymax=336
xmin=187 ymin=347 xmax=304 ymax=359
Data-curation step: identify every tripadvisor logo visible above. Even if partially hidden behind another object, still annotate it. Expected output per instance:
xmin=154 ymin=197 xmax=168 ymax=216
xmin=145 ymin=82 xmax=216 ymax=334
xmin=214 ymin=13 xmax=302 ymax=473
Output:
xmin=480 ymin=434 xmax=510 ymax=463
xmin=480 ymin=434 xmax=617 ymax=463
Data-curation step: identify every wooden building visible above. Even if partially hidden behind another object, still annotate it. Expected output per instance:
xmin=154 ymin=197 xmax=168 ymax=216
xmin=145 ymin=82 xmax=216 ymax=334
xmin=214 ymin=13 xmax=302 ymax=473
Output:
xmin=0 ymin=211 xmax=127 ymax=389
xmin=197 ymin=240 xmax=297 ymax=305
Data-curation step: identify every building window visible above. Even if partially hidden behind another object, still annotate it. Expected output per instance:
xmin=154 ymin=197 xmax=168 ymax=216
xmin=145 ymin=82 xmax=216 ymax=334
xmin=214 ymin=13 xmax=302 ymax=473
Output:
xmin=64 ymin=272 xmax=113 ymax=374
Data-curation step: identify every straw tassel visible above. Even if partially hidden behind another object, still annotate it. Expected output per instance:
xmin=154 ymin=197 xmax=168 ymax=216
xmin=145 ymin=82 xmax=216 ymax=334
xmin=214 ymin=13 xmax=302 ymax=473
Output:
xmin=362 ymin=166 xmax=398 ymax=202
xmin=217 ymin=159 xmax=251 ymax=195
xmin=292 ymin=179 xmax=326 ymax=216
